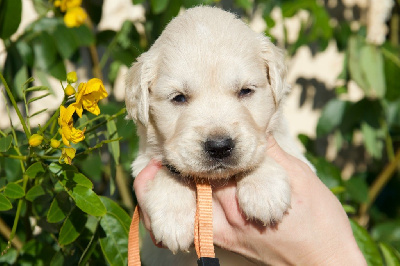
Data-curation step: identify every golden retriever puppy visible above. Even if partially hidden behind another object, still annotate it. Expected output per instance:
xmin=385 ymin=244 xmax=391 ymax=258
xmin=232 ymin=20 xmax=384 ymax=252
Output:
xmin=125 ymin=6 xmax=312 ymax=265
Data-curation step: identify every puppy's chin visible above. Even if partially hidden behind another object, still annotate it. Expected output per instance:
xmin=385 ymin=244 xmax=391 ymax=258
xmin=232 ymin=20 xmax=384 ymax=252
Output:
xmin=163 ymin=160 xmax=249 ymax=180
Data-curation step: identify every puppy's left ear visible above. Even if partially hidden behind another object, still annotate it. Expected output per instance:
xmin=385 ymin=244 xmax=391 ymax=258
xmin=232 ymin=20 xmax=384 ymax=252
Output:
xmin=258 ymin=35 xmax=290 ymax=107
xmin=125 ymin=51 xmax=157 ymax=126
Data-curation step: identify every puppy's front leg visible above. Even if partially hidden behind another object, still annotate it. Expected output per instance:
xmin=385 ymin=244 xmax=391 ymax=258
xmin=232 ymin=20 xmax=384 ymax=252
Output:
xmin=142 ymin=168 xmax=196 ymax=253
xmin=236 ymin=157 xmax=291 ymax=225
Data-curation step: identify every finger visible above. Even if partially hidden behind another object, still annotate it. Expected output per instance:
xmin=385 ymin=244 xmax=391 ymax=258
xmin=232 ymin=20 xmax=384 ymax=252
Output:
xmin=133 ymin=159 xmax=162 ymax=198
xmin=133 ymin=160 xmax=162 ymax=232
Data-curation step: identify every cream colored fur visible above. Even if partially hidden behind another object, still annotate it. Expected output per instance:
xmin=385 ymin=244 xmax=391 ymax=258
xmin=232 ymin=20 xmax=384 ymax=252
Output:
xmin=125 ymin=6 xmax=312 ymax=265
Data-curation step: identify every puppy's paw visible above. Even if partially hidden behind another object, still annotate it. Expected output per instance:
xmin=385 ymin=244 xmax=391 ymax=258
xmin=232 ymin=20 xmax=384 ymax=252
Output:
xmin=143 ymin=169 xmax=196 ymax=253
xmin=236 ymin=157 xmax=291 ymax=225
xmin=150 ymin=205 xmax=195 ymax=253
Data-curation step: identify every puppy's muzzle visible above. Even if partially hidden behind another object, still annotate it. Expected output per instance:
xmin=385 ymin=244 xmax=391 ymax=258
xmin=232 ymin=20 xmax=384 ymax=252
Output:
xmin=204 ymin=136 xmax=235 ymax=159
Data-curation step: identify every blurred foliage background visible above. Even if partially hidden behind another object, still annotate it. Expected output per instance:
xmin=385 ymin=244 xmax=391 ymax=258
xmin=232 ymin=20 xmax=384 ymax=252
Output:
xmin=0 ymin=0 xmax=400 ymax=265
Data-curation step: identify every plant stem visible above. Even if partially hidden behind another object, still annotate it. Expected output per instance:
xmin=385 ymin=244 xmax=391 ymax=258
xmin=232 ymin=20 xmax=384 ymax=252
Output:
xmin=23 ymin=89 xmax=32 ymax=136
xmin=116 ymin=165 xmax=134 ymax=212
xmin=0 ymin=153 xmax=27 ymax=160
xmin=85 ymin=19 xmax=103 ymax=80
xmin=36 ymin=155 xmax=59 ymax=160
xmin=0 ymin=218 xmax=22 ymax=252
xmin=99 ymin=30 xmax=121 ymax=69
xmin=7 ymin=174 xmax=28 ymax=251
xmin=390 ymin=12 xmax=399 ymax=46
xmin=0 ymin=72 xmax=31 ymax=138
xmin=84 ymin=108 xmax=126 ymax=134
xmin=39 ymin=108 xmax=60 ymax=135
xmin=358 ymin=148 xmax=400 ymax=226
xmin=78 ymin=221 xmax=100 ymax=266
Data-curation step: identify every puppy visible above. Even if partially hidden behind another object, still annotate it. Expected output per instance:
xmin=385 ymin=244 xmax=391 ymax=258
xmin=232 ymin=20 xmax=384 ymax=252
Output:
xmin=125 ymin=6 xmax=312 ymax=265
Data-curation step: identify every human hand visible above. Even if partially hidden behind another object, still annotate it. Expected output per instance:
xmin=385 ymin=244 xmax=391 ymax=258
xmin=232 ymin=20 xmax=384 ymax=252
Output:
xmin=133 ymin=135 xmax=367 ymax=265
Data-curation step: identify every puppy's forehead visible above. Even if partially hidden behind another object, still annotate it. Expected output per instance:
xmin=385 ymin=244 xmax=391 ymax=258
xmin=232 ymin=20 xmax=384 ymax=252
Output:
xmin=154 ymin=16 xmax=265 ymax=88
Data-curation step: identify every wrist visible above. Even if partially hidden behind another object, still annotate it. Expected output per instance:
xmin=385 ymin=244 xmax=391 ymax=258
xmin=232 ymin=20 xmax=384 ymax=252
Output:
xmin=299 ymin=235 xmax=366 ymax=266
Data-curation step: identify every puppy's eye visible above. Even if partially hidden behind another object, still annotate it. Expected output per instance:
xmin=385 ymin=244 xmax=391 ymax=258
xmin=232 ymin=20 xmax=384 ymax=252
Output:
xmin=238 ymin=88 xmax=254 ymax=98
xmin=171 ymin=94 xmax=187 ymax=103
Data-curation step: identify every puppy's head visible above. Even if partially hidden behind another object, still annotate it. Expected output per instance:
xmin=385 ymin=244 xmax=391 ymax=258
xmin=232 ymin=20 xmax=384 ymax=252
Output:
xmin=126 ymin=7 xmax=290 ymax=179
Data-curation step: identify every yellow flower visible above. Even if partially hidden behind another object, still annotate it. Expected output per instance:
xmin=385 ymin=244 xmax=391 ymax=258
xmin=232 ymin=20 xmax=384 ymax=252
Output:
xmin=65 ymin=84 xmax=76 ymax=96
xmin=72 ymin=78 xmax=108 ymax=117
xmin=58 ymin=105 xmax=85 ymax=146
xmin=55 ymin=0 xmax=82 ymax=12
xmin=64 ymin=7 xmax=87 ymax=28
xmin=50 ymin=139 xmax=61 ymax=148
xmin=29 ymin=134 xmax=43 ymax=147
xmin=67 ymin=71 xmax=77 ymax=84
xmin=59 ymin=147 xmax=76 ymax=165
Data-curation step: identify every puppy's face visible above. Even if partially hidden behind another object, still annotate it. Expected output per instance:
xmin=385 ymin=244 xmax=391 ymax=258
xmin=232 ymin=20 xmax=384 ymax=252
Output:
xmin=126 ymin=7 xmax=289 ymax=179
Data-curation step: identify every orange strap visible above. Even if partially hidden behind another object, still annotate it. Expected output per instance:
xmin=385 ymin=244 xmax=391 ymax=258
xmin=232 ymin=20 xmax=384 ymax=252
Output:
xmin=194 ymin=181 xmax=215 ymax=259
xmin=128 ymin=182 xmax=215 ymax=265
xmin=128 ymin=205 xmax=141 ymax=266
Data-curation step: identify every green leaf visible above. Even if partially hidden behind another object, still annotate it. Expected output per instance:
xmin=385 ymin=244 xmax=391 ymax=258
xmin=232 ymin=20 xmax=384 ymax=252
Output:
xmin=350 ymin=219 xmax=383 ymax=265
xmin=330 ymin=186 xmax=346 ymax=195
xmin=151 ymin=0 xmax=169 ymax=14
xmin=83 ymin=0 xmax=103 ymax=25
xmin=379 ymin=242 xmax=400 ymax=266
xmin=100 ymin=197 xmax=131 ymax=232
xmin=58 ymin=208 xmax=87 ymax=245
xmin=0 ymin=194 xmax=12 ymax=211
xmin=361 ymin=122 xmax=384 ymax=159
xmin=0 ymin=0 xmax=22 ymax=39
xmin=28 ymin=108 xmax=48 ymax=118
xmin=48 ymin=59 xmax=67 ymax=81
xmin=348 ymin=36 xmax=370 ymax=93
xmin=24 ymin=86 xmax=50 ymax=93
xmin=50 ymin=251 xmax=65 ymax=266
xmin=371 ymin=220 xmax=400 ymax=245
xmin=107 ymin=119 xmax=120 ymax=165
xmin=360 ymin=44 xmax=386 ymax=98
xmin=4 ymin=183 xmax=25 ymax=199
xmin=28 ymin=93 xmax=51 ymax=104
xmin=32 ymin=32 xmax=58 ymax=71
xmin=342 ymin=204 xmax=356 ymax=214
xmin=53 ymin=24 xmax=78 ymax=59
xmin=77 ymin=154 xmax=102 ymax=182
xmin=132 ymin=0 xmax=145 ymax=4
xmin=0 ymin=135 xmax=13 ymax=152
xmin=0 ymin=247 xmax=17 ymax=264
xmin=47 ymin=191 xmax=71 ymax=223
xmin=49 ymin=162 xmax=78 ymax=175
xmin=71 ymin=25 xmax=94 ymax=46
xmin=3 ymin=45 xmax=26 ymax=99
xmin=25 ymin=162 xmax=46 ymax=179
xmin=235 ymin=0 xmax=252 ymax=10
xmin=345 ymin=174 xmax=369 ymax=203
xmin=310 ymin=156 xmax=342 ymax=189
xmin=16 ymin=41 xmax=34 ymax=66
xmin=383 ymin=47 xmax=400 ymax=101
xmin=25 ymin=185 xmax=46 ymax=201
xmin=60 ymin=184 xmax=106 ymax=217
xmin=72 ymin=186 xmax=106 ymax=216
xmin=99 ymin=214 xmax=129 ymax=266
xmin=32 ymin=0 xmax=50 ymax=16
xmin=316 ymin=99 xmax=348 ymax=136
xmin=58 ymin=171 xmax=93 ymax=189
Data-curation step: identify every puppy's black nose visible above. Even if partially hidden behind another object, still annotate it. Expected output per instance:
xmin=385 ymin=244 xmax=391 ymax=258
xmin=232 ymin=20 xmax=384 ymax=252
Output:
xmin=205 ymin=137 xmax=235 ymax=159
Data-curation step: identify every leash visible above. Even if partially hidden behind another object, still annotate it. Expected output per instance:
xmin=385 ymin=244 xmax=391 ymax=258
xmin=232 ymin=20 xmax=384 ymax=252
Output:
xmin=194 ymin=181 xmax=219 ymax=266
xmin=128 ymin=205 xmax=141 ymax=266
xmin=127 ymin=181 xmax=219 ymax=266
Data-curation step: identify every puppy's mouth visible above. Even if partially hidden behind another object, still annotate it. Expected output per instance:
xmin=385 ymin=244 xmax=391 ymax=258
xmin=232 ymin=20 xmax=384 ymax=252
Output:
xmin=163 ymin=160 xmax=242 ymax=179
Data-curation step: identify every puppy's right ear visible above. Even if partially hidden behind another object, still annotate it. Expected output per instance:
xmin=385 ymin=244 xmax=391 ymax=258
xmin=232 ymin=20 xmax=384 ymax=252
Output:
xmin=125 ymin=52 xmax=157 ymax=126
